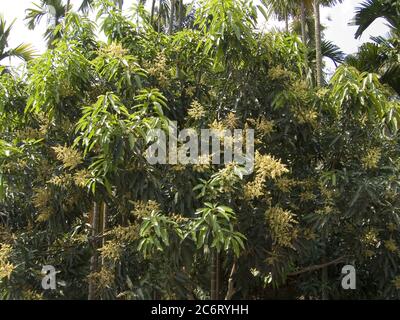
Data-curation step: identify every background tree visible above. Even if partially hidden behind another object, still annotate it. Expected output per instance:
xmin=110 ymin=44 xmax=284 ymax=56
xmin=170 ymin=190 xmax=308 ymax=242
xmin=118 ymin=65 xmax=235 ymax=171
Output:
xmin=0 ymin=16 xmax=35 ymax=69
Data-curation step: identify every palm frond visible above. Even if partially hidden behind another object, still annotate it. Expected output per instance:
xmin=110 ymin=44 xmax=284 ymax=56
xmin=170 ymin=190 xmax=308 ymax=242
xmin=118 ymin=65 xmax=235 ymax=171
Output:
xmin=351 ymin=0 xmax=400 ymax=39
xmin=1 ymin=43 xmax=37 ymax=62
xmin=321 ymin=40 xmax=345 ymax=66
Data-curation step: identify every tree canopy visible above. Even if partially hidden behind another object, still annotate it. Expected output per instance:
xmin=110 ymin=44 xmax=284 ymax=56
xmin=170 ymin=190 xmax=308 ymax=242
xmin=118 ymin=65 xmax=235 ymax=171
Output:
xmin=0 ymin=0 xmax=399 ymax=300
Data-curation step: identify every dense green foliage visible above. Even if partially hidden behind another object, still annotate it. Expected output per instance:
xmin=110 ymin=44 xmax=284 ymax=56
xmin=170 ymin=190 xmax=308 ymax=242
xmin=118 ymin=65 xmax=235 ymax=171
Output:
xmin=0 ymin=0 xmax=399 ymax=300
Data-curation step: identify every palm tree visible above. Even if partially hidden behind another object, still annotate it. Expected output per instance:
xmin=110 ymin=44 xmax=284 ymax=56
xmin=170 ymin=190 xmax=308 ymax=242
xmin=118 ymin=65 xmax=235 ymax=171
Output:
xmin=347 ymin=0 xmax=399 ymax=95
xmin=169 ymin=0 xmax=176 ymax=34
xmin=346 ymin=34 xmax=399 ymax=96
xmin=80 ymin=0 xmax=124 ymax=13
xmin=352 ymin=0 xmax=400 ymax=39
xmin=25 ymin=0 xmax=69 ymax=46
xmin=264 ymin=0 xmax=296 ymax=32
xmin=312 ymin=0 xmax=323 ymax=86
xmin=313 ymin=0 xmax=343 ymax=86
xmin=0 ymin=16 xmax=35 ymax=68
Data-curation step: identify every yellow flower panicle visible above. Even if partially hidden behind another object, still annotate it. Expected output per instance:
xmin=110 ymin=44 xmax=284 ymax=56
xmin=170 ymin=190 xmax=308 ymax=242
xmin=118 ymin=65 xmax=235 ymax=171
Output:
xmin=146 ymin=52 xmax=170 ymax=87
xmin=131 ymin=200 xmax=160 ymax=218
xmin=187 ymin=100 xmax=206 ymax=121
xmin=73 ymin=169 xmax=91 ymax=188
xmin=48 ymin=173 xmax=73 ymax=187
xmin=52 ymin=145 xmax=83 ymax=170
xmin=361 ymin=147 xmax=381 ymax=170
xmin=244 ymin=152 xmax=288 ymax=200
xmin=100 ymin=42 xmax=128 ymax=58
xmin=0 ymin=244 xmax=14 ymax=280
xmin=266 ymin=206 xmax=298 ymax=248
xmin=385 ymin=239 xmax=398 ymax=252
xmin=223 ymin=112 xmax=238 ymax=129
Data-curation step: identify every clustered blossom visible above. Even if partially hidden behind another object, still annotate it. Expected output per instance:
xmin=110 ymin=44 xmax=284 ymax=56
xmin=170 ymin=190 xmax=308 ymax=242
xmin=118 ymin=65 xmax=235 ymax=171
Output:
xmin=275 ymin=177 xmax=295 ymax=193
xmin=131 ymin=200 xmax=161 ymax=218
xmin=48 ymin=173 xmax=73 ymax=187
xmin=266 ymin=206 xmax=298 ymax=248
xmin=293 ymin=108 xmax=318 ymax=126
xmin=187 ymin=100 xmax=206 ymax=120
xmin=100 ymin=42 xmax=128 ymax=58
xmin=73 ymin=169 xmax=91 ymax=188
xmin=385 ymin=239 xmax=398 ymax=252
xmin=52 ymin=145 xmax=83 ymax=170
xmin=244 ymin=152 xmax=288 ymax=200
xmin=99 ymin=240 xmax=123 ymax=262
xmin=87 ymin=268 xmax=115 ymax=294
xmin=146 ymin=52 xmax=170 ymax=87
xmin=32 ymin=187 xmax=53 ymax=222
xmin=223 ymin=112 xmax=238 ymax=129
xmin=0 ymin=244 xmax=14 ymax=280
xmin=361 ymin=147 xmax=381 ymax=170
xmin=361 ymin=229 xmax=379 ymax=247
xmin=248 ymin=118 xmax=275 ymax=137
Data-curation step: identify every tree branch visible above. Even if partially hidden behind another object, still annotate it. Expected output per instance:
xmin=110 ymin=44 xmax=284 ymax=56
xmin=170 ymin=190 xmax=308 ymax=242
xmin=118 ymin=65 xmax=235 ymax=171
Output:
xmin=225 ymin=259 xmax=238 ymax=300
xmin=287 ymin=256 xmax=347 ymax=277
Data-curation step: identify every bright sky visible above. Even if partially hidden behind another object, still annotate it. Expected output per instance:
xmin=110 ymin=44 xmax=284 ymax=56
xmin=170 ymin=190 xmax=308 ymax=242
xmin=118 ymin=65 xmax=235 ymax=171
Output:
xmin=0 ymin=0 xmax=391 ymax=68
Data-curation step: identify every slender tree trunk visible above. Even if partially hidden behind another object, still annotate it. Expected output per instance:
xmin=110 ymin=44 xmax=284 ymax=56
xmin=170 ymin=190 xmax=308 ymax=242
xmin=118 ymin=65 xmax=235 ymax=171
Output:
xmin=216 ymin=252 xmax=220 ymax=300
xmin=158 ymin=0 xmax=162 ymax=33
xmin=178 ymin=0 xmax=184 ymax=28
xmin=169 ymin=0 xmax=175 ymax=34
xmin=313 ymin=0 xmax=323 ymax=86
xmin=150 ymin=0 xmax=156 ymax=25
xmin=300 ymin=1 xmax=309 ymax=72
xmin=117 ymin=0 xmax=123 ymax=10
xmin=225 ymin=259 xmax=237 ymax=300
xmin=101 ymin=202 xmax=108 ymax=267
xmin=285 ymin=13 xmax=289 ymax=32
xmin=66 ymin=0 xmax=71 ymax=12
xmin=210 ymin=250 xmax=217 ymax=299
xmin=300 ymin=1 xmax=307 ymax=44
xmin=88 ymin=202 xmax=100 ymax=300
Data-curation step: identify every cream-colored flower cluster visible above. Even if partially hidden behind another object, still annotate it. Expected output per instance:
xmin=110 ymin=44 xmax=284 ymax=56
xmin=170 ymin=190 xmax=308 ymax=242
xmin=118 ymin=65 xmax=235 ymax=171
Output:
xmin=99 ymin=240 xmax=123 ymax=262
xmin=209 ymin=119 xmax=226 ymax=131
xmin=293 ymin=108 xmax=318 ymax=126
xmin=32 ymin=187 xmax=53 ymax=222
xmin=52 ymin=145 xmax=83 ymax=170
xmin=16 ymin=127 xmax=42 ymax=140
xmin=100 ymin=42 xmax=128 ymax=58
xmin=0 ymin=244 xmax=14 ymax=280
xmin=275 ymin=177 xmax=296 ymax=193
xmin=106 ymin=224 xmax=140 ymax=243
xmin=361 ymin=229 xmax=379 ymax=247
xmin=266 ymin=207 xmax=298 ymax=248
xmin=187 ymin=100 xmax=206 ymax=120
xmin=385 ymin=239 xmax=398 ymax=252
xmin=244 ymin=152 xmax=288 ymax=200
xmin=146 ymin=52 xmax=170 ymax=87
xmin=361 ymin=147 xmax=381 ymax=170
xmin=131 ymin=200 xmax=161 ymax=218
xmin=73 ymin=169 xmax=91 ymax=188
xmin=247 ymin=118 xmax=275 ymax=137
xmin=268 ymin=65 xmax=293 ymax=81
xmin=223 ymin=112 xmax=238 ymax=129
xmin=87 ymin=268 xmax=115 ymax=294
xmin=48 ymin=173 xmax=73 ymax=187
